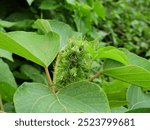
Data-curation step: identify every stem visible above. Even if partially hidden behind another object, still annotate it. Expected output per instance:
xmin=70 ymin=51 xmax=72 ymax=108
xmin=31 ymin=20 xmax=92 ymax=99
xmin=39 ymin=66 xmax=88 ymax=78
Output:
xmin=89 ymin=70 xmax=101 ymax=81
xmin=53 ymin=53 xmax=60 ymax=84
xmin=44 ymin=67 xmax=55 ymax=93
xmin=0 ymin=95 xmax=4 ymax=111
xmin=40 ymin=10 xmax=43 ymax=19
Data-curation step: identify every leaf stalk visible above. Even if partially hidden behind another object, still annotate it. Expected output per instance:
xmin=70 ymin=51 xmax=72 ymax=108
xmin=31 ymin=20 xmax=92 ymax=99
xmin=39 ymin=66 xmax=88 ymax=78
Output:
xmin=44 ymin=67 xmax=55 ymax=93
xmin=89 ymin=70 xmax=101 ymax=81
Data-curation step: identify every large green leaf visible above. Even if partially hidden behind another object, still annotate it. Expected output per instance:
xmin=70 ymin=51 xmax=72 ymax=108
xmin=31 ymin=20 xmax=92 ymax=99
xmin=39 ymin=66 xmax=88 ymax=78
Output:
xmin=0 ymin=59 xmax=17 ymax=102
xmin=103 ymin=50 xmax=150 ymax=88
xmin=103 ymin=64 xmax=150 ymax=88
xmin=34 ymin=19 xmax=82 ymax=48
xmin=127 ymin=85 xmax=150 ymax=110
xmin=0 ymin=31 xmax=60 ymax=67
xmin=14 ymin=81 xmax=110 ymax=112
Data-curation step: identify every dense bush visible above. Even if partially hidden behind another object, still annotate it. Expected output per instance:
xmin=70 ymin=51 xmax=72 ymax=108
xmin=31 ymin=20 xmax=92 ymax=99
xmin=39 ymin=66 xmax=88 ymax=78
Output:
xmin=1 ymin=0 xmax=149 ymax=56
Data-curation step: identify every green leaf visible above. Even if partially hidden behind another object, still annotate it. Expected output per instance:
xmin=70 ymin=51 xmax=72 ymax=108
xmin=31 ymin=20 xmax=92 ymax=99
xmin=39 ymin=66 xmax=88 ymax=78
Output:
xmin=14 ymin=81 xmax=110 ymax=112
xmin=123 ymin=49 xmax=150 ymax=72
xmin=3 ymin=103 xmax=15 ymax=113
xmin=103 ymin=50 xmax=150 ymax=88
xmin=20 ymin=64 xmax=48 ymax=85
xmin=33 ymin=19 xmax=52 ymax=34
xmin=34 ymin=19 xmax=82 ymax=48
xmin=103 ymin=80 xmax=129 ymax=108
xmin=93 ymin=1 xmax=106 ymax=19
xmin=0 ymin=19 xmax=34 ymax=30
xmin=0 ymin=31 xmax=60 ymax=67
xmin=87 ymin=45 xmax=129 ymax=65
xmin=0 ymin=59 xmax=17 ymax=86
xmin=0 ymin=59 xmax=17 ymax=102
xmin=103 ymin=59 xmax=123 ymax=70
xmin=39 ymin=0 xmax=60 ymax=10
xmin=0 ymin=82 xmax=16 ymax=102
xmin=103 ymin=64 xmax=150 ymax=88
xmin=126 ymin=108 xmax=150 ymax=113
xmin=66 ymin=0 xmax=76 ymax=5
xmin=146 ymin=50 xmax=150 ymax=57
xmin=26 ymin=0 xmax=34 ymax=6
xmin=0 ymin=19 xmax=15 ymax=28
xmin=0 ymin=49 xmax=13 ymax=61
xmin=111 ymin=106 xmax=128 ymax=113
xmin=48 ymin=20 xmax=82 ymax=48
xmin=99 ymin=46 xmax=129 ymax=65
xmin=127 ymin=85 xmax=150 ymax=110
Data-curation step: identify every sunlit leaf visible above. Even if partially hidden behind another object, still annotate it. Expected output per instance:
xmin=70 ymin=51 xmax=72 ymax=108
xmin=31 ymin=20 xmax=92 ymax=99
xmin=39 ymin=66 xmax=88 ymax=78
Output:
xmin=0 ymin=31 xmax=60 ymax=67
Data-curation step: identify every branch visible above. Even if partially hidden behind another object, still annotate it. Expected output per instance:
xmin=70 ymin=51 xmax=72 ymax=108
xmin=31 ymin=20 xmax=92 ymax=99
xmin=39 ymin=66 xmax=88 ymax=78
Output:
xmin=89 ymin=71 xmax=101 ymax=81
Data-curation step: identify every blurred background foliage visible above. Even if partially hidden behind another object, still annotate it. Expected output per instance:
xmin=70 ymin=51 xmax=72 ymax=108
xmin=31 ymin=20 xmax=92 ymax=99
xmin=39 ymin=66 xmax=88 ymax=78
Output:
xmin=0 ymin=0 xmax=149 ymax=58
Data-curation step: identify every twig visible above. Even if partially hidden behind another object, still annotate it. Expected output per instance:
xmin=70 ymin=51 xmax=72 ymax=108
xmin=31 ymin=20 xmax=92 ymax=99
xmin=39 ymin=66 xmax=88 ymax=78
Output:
xmin=89 ymin=71 xmax=101 ymax=81
xmin=44 ymin=67 xmax=55 ymax=93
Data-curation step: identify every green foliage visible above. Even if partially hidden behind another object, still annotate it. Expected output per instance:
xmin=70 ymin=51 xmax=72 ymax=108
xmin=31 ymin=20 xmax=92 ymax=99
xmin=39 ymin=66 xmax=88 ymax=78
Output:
xmin=14 ymin=81 xmax=110 ymax=112
xmin=20 ymin=64 xmax=48 ymax=85
xmin=33 ymin=19 xmax=82 ymax=48
xmin=87 ymin=44 xmax=129 ymax=65
xmin=103 ymin=63 xmax=150 ymax=88
xmin=101 ymin=0 xmax=150 ymax=56
xmin=103 ymin=80 xmax=129 ymax=108
xmin=0 ymin=0 xmax=150 ymax=113
xmin=126 ymin=85 xmax=150 ymax=112
xmin=39 ymin=0 xmax=61 ymax=10
xmin=0 ymin=31 xmax=60 ymax=67
xmin=0 ymin=59 xmax=17 ymax=102
xmin=103 ymin=50 xmax=150 ymax=88
xmin=0 ymin=49 xmax=13 ymax=62
xmin=68 ymin=0 xmax=106 ymax=35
